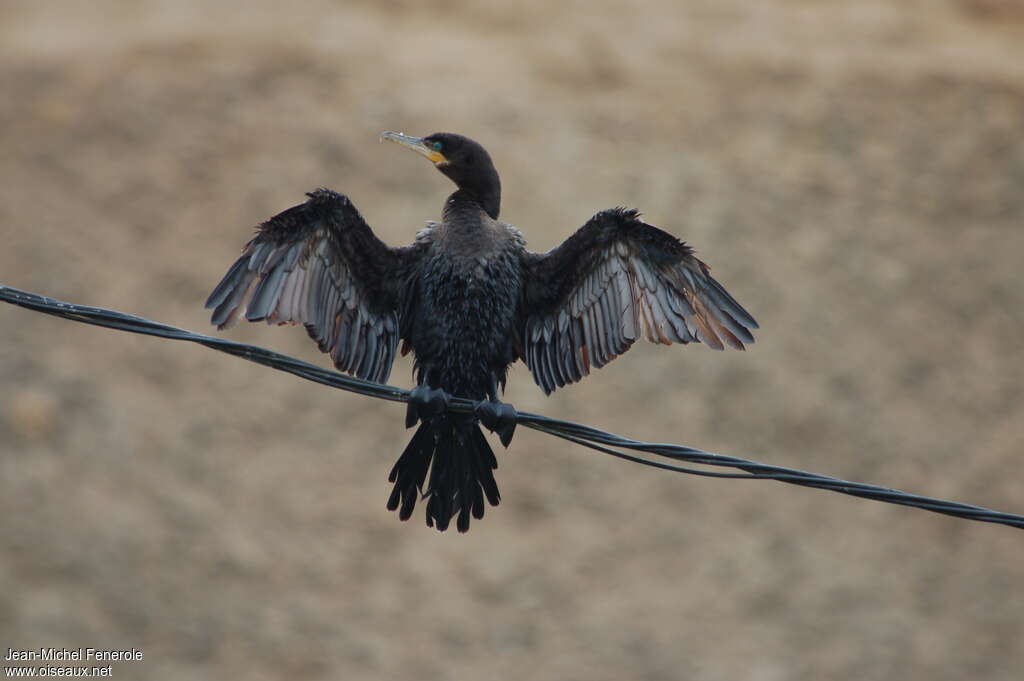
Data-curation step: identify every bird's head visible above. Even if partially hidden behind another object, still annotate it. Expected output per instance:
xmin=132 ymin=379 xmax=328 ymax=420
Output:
xmin=381 ymin=131 xmax=501 ymax=219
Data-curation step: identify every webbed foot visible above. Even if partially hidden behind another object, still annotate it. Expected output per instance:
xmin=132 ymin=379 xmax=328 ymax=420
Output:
xmin=406 ymin=384 xmax=451 ymax=428
xmin=475 ymin=400 xmax=518 ymax=447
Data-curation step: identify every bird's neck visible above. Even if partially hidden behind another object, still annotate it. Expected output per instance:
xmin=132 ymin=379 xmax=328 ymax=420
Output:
xmin=444 ymin=175 xmax=500 ymax=221
xmin=441 ymin=192 xmax=483 ymax=226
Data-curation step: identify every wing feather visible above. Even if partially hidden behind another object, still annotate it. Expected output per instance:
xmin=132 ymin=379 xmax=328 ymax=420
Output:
xmin=520 ymin=207 xmax=758 ymax=394
xmin=205 ymin=188 xmax=414 ymax=384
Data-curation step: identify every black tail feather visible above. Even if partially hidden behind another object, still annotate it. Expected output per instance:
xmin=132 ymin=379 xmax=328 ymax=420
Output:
xmin=386 ymin=424 xmax=434 ymax=521
xmin=387 ymin=418 xmax=500 ymax=532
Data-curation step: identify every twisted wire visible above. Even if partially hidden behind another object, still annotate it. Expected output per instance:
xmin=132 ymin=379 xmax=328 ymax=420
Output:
xmin=3 ymin=284 xmax=1020 ymax=530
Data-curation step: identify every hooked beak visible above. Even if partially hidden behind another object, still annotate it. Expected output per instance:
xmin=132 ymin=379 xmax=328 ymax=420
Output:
xmin=380 ymin=131 xmax=447 ymax=164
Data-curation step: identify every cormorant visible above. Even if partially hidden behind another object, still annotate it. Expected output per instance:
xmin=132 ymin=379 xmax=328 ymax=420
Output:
xmin=205 ymin=132 xmax=758 ymax=532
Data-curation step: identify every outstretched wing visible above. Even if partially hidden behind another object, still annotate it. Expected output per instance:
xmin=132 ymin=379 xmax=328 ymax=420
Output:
xmin=205 ymin=188 xmax=415 ymax=384
xmin=520 ymin=208 xmax=758 ymax=394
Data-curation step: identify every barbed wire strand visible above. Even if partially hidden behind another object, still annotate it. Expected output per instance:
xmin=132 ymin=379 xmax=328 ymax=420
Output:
xmin=3 ymin=283 xmax=1021 ymax=530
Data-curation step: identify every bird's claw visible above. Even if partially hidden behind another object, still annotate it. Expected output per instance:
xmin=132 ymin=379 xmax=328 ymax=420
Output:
xmin=406 ymin=384 xmax=451 ymax=428
xmin=475 ymin=400 xmax=517 ymax=447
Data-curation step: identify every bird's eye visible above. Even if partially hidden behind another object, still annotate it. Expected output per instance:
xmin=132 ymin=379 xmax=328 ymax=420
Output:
xmin=430 ymin=141 xmax=443 ymax=152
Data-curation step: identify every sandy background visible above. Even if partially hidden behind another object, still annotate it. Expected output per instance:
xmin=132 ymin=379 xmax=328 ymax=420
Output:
xmin=2 ymin=1 xmax=1023 ymax=679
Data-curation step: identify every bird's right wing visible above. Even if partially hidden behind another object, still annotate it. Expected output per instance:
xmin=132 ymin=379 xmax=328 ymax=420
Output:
xmin=205 ymin=188 xmax=415 ymax=384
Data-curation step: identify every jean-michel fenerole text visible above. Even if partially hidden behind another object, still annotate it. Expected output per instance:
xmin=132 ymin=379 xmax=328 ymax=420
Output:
xmin=5 ymin=648 xmax=143 ymax=662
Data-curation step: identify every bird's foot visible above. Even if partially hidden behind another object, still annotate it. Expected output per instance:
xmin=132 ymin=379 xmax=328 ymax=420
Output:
xmin=475 ymin=399 xmax=517 ymax=447
xmin=405 ymin=384 xmax=451 ymax=428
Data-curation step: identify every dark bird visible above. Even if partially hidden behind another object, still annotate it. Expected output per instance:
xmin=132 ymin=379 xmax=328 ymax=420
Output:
xmin=205 ymin=132 xmax=758 ymax=532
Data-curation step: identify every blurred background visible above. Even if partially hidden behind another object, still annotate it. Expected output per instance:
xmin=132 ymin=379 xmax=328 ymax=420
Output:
xmin=2 ymin=1 xmax=1023 ymax=679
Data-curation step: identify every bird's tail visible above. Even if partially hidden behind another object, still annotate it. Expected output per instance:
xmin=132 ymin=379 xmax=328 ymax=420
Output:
xmin=387 ymin=416 xmax=501 ymax=532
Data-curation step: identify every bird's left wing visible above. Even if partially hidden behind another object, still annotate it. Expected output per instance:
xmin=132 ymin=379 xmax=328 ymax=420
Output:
xmin=205 ymin=188 xmax=416 ymax=384
xmin=520 ymin=208 xmax=758 ymax=394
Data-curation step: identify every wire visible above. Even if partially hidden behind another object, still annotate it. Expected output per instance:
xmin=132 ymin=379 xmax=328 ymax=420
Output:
xmin=3 ymin=283 xmax=1022 ymax=530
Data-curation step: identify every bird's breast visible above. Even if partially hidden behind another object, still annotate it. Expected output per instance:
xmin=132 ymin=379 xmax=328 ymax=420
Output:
xmin=406 ymin=245 xmax=522 ymax=388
